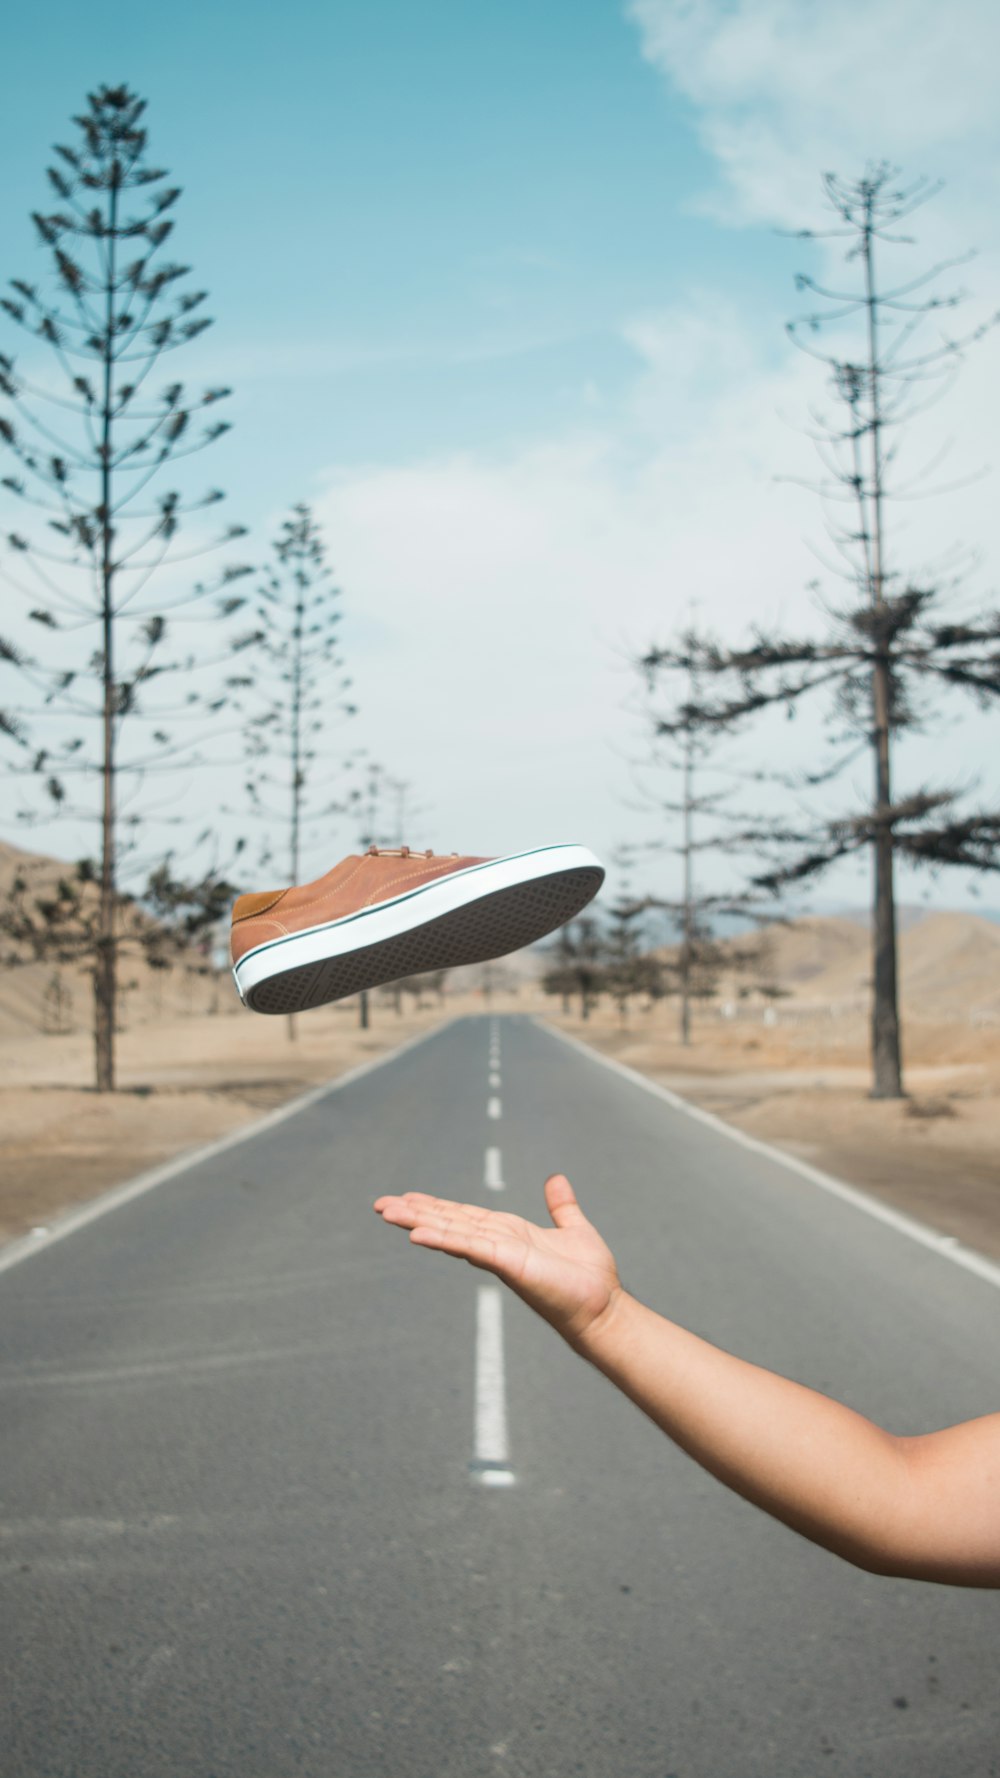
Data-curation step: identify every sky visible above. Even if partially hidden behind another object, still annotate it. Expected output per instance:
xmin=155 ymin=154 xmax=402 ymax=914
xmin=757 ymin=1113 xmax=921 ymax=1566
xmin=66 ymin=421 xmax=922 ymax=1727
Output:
xmin=2 ymin=0 xmax=1000 ymax=922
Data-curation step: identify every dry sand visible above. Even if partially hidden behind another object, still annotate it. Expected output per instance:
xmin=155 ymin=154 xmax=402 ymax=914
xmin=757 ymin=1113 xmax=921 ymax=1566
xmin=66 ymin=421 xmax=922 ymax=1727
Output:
xmin=0 ymin=991 xmax=477 ymax=1245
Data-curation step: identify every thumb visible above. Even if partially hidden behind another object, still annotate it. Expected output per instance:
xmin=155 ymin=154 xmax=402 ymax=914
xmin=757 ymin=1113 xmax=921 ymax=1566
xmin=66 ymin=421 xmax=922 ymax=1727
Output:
xmin=543 ymin=1173 xmax=588 ymax=1228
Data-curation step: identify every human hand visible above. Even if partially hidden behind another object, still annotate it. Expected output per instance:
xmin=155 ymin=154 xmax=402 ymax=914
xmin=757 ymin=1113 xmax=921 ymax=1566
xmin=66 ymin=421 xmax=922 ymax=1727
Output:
xmin=373 ymin=1174 xmax=624 ymax=1349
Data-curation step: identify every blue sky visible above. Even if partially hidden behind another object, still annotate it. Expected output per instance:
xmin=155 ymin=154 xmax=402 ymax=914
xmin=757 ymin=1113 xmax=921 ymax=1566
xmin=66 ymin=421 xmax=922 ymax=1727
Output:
xmin=0 ymin=0 xmax=799 ymax=494
xmin=2 ymin=0 xmax=1000 ymax=918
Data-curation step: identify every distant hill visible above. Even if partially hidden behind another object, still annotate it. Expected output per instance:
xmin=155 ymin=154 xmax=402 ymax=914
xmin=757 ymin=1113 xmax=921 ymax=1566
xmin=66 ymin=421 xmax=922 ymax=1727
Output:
xmin=804 ymin=900 xmax=1000 ymax=932
xmin=895 ymin=912 xmax=1000 ymax=1018
xmin=681 ymin=900 xmax=1000 ymax=939
xmin=755 ymin=916 xmax=869 ymax=991
xmin=0 ymin=839 xmax=225 ymax=1038
xmin=713 ymin=909 xmax=1000 ymax=1018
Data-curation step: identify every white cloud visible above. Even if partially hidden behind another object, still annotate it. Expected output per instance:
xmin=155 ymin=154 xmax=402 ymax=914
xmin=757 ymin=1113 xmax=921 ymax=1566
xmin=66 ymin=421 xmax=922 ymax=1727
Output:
xmin=627 ymin=0 xmax=1000 ymax=235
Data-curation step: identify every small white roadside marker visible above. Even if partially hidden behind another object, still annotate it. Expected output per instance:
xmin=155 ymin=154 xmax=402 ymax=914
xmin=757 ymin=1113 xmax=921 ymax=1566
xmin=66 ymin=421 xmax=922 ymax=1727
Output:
xmin=487 ymin=1096 xmax=501 ymax=1120
xmin=470 ymin=1284 xmax=514 ymax=1486
xmin=484 ymin=1147 xmax=505 ymax=1191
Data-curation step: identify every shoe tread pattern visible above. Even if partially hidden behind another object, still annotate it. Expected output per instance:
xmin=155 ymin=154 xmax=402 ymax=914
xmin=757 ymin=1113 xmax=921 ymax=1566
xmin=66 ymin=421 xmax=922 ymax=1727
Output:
xmin=246 ymin=867 xmax=602 ymax=1015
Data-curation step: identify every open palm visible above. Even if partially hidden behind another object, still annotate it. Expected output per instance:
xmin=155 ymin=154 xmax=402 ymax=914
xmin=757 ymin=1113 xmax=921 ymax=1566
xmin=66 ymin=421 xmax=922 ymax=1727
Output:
xmin=374 ymin=1173 xmax=622 ymax=1348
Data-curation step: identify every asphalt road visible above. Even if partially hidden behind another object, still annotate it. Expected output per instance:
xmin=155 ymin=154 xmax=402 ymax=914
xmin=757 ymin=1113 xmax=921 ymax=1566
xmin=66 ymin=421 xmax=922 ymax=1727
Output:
xmin=2 ymin=1014 xmax=1000 ymax=1778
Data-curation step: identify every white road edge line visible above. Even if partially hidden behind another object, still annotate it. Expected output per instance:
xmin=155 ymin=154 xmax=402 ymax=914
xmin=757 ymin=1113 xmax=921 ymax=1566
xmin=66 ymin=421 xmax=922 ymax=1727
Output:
xmin=0 ymin=1021 xmax=454 ymax=1280
xmin=543 ymin=1020 xmax=1000 ymax=1293
xmin=487 ymin=1096 xmax=502 ymax=1121
xmin=484 ymin=1147 xmax=505 ymax=1192
xmin=472 ymin=1284 xmax=514 ymax=1486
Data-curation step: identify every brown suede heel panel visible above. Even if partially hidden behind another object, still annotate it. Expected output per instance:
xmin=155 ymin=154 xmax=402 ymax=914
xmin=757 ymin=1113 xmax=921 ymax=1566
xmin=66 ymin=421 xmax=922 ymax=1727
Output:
xmin=233 ymin=889 xmax=288 ymax=922
xmin=231 ymin=915 xmax=289 ymax=966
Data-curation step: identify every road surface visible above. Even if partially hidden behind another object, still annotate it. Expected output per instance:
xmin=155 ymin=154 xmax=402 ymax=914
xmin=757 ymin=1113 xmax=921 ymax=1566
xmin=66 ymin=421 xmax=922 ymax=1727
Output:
xmin=2 ymin=1014 xmax=999 ymax=1776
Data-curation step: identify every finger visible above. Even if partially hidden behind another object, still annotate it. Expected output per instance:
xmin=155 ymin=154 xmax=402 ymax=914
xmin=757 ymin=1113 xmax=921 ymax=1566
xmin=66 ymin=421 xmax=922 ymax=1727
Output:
xmin=543 ymin=1173 xmax=588 ymax=1229
xmin=373 ymin=1197 xmax=416 ymax=1222
xmin=377 ymin=1199 xmax=440 ymax=1229
xmin=375 ymin=1191 xmax=489 ymax=1221
xmin=376 ymin=1201 xmax=498 ymax=1243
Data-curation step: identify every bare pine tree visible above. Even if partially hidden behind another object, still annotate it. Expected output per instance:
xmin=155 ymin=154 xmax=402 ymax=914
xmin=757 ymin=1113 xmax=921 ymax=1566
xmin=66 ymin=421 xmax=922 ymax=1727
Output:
xmin=602 ymin=851 xmax=665 ymax=1024
xmin=243 ymin=506 xmax=357 ymax=880
xmin=631 ymin=664 xmax=778 ymax=1045
xmin=0 ymin=85 xmax=254 ymax=1088
xmin=542 ymin=916 xmax=606 ymax=1022
xmin=240 ymin=503 xmax=357 ymax=1038
xmin=356 ymin=757 xmax=391 ymax=1031
xmin=643 ymin=167 xmax=1000 ymax=1097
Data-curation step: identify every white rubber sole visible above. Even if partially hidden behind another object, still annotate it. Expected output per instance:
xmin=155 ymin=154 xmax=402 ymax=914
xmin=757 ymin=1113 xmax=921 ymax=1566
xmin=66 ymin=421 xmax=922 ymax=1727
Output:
xmin=233 ymin=843 xmax=605 ymax=1015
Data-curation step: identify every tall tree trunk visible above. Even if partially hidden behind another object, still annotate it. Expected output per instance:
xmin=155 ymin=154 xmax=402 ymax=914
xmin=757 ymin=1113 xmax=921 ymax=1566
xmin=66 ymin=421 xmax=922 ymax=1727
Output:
xmin=95 ymin=167 xmax=120 ymax=1093
xmin=287 ymin=588 xmax=304 ymax=1045
xmin=862 ymin=193 xmax=904 ymax=1099
xmin=871 ymin=655 xmax=902 ymax=1097
xmin=679 ymin=721 xmax=693 ymax=1047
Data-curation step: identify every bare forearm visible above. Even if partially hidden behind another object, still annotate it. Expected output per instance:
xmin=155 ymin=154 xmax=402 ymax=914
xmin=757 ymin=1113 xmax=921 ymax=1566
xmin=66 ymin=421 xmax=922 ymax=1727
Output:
xmin=577 ymin=1289 xmax=912 ymax=1575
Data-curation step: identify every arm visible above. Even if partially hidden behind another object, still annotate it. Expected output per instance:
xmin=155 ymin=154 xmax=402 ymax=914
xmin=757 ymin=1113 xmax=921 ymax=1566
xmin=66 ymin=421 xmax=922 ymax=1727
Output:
xmin=374 ymin=1175 xmax=1000 ymax=1588
xmin=581 ymin=1287 xmax=1000 ymax=1586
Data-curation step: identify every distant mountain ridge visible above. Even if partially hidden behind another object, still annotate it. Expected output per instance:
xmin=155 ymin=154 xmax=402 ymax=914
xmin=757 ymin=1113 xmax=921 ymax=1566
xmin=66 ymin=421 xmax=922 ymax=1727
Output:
xmin=727 ymin=910 xmax=1000 ymax=1019
xmin=653 ymin=900 xmax=1000 ymax=941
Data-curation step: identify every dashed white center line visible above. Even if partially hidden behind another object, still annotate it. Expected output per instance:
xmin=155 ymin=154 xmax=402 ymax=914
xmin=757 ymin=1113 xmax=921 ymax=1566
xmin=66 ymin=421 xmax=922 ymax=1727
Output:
xmin=484 ymin=1147 xmax=505 ymax=1191
xmin=487 ymin=1096 xmax=502 ymax=1120
xmin=489 ymin=1071 xmax=501 ymax=1090
xmin=471 ymin=1285 xmax=514 ymax=1486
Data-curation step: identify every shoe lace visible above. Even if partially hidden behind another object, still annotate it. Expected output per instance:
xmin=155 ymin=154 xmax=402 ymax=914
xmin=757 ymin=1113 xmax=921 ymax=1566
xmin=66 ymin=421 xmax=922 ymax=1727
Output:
xmin=365 ymin=845 xmax=459 ymax=859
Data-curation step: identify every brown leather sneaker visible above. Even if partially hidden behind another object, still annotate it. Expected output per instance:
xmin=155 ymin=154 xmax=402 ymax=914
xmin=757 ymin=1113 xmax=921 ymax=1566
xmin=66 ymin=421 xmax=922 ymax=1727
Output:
xmin=231 ymin=842 xmax=605 ymax=1014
